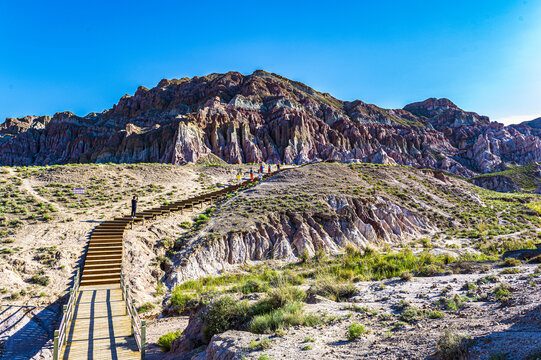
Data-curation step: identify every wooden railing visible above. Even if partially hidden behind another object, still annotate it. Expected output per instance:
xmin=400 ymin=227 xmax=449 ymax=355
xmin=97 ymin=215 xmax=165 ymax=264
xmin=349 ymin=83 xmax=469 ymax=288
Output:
xmin=52 ymin=268 xmax=81 ymax=360
xmin=121 ymin=268 xmax=146 ymax=360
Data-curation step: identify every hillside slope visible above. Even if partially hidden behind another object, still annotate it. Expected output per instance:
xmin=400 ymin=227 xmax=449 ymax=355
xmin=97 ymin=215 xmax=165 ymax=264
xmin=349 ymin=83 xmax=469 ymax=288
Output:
xmin=166 ymin=162 xmax=541 ymax=284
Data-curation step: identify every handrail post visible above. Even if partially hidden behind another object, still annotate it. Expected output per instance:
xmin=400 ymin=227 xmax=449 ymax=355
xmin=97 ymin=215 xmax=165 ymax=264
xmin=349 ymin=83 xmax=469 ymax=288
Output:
xmin=125 ymin=284 xmax=130 ymax=315
xmin=130 ymin=299 xmax=136 ymax=335
xmin=53 ymin=329 xmax=59 ymax=360
xmin=141 ymin=319 xmax=146 ymax=359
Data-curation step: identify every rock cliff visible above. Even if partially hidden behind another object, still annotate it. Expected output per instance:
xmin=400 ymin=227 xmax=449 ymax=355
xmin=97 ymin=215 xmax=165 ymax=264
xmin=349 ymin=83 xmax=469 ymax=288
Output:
xmin=166 ymin=163 xmax=483 ymax=284
xmin=2 ymin=70 xmax=541 ymax=178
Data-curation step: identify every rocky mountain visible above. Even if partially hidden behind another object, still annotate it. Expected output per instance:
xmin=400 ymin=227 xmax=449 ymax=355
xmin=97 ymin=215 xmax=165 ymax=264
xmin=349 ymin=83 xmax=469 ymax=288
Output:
xmin=470 ymin=162 xmax=541 ymax=193
xmin=2 ymin=70 xmax=541 ymax=177
xmin=520 ymin=117 xmax=541 ymax=129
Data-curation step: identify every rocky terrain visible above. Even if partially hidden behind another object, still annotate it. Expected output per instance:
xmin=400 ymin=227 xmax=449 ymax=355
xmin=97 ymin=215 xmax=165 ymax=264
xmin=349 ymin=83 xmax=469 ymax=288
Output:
xmin=2 ymin=71 xmax=541 ymax=182
xmin=470 ymin=162 xmax=541 ymax=193
xmin=1 ymin=162 xmax=541 ymax=359
xmin=144 ymin=163 xmax=541 ymax=360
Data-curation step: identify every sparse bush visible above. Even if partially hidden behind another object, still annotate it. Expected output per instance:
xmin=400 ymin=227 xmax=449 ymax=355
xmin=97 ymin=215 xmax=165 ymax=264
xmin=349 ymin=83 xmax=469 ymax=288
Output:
xmin=248 ymin=337 xmax=271 ymax=350
xmin=428 ymin=310 xmax=444 ymax=319
xmin=501 ymin=258 xmax=521 ymax=267
xmin=249 ymin=302 xmax=321 ymax=334
xmin=264 ymin=286 xmax=306 ymax=308
xmin=169 ymin=290 xmax=199 ymax=314
xmin=155 ymin=282 xmax=164 ymax=297
xmin=399 ymin=303 xmax=425 ymax=323
xmin=400 ymin=271 xmax=413 ymax=281
xmin=310 ymin=277 xmax=357 ymax=302
xmin=493 ymin=282 xmax=512 ymax=301
xmin=158 ymin=330 xmax=182 ymax=351
xmin=238 ymin=278 xmax=269 ymax=294
xmin=204 ymin=296 xmax=251 ymax=340
xmin=180 ymin=221 xmax=191 ymax=229
xmin=137 ymin=302 xmax=155 ymax=313
xmin=436 ymin=330 xmax=470 ymax=360
xmin=347 ymin=322 xmax=367 ymax=340
xmin=30 ymin=274 xmax=50 ymax=286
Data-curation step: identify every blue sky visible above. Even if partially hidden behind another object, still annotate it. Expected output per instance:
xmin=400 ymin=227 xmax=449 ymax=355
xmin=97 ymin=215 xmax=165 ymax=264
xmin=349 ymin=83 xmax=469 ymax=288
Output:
xmin=0 ymin=0 xmax=539 ymax=124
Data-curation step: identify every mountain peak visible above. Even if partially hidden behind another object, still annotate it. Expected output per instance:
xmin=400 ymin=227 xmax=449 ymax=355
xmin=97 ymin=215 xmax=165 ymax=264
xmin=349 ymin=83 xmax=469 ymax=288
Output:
xmin=403 ymin=98 xmax=459 ymax=113
xmin=404 ymin=98 xmax=489 ymax=128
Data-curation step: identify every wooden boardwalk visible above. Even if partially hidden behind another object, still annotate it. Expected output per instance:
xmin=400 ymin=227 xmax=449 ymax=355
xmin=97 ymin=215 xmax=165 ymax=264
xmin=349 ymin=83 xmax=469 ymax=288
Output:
xmin=54 ymin=169 xmax=285 ymax=360
xmin=60 ymin=285 xmax=139 ymax=360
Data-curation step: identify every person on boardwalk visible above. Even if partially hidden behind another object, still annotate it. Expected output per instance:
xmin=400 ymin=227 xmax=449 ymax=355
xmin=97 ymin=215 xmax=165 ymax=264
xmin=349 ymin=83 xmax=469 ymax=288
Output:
xmin=250 ymin=168 xmax=254 ymax=181
xmin=236 ymin=172 xmax=242 ymax=185
xmin=131 ymin=195 xmax=138 ymax=218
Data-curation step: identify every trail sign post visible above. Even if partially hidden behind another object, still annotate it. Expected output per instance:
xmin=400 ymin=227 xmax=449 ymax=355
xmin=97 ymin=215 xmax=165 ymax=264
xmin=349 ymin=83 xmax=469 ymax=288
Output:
xmin=73 ymin=188 xmax=85 ymax=195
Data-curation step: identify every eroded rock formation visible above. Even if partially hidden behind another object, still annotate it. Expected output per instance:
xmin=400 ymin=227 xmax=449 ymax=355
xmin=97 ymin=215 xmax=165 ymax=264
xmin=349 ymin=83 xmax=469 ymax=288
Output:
xmin=2 ymin=71 xmax=541 ymax=177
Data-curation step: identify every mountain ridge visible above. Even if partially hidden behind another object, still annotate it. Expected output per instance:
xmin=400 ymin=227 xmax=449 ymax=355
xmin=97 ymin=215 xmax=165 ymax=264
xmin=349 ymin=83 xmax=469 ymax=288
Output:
xmin=1 ymin=70 xmax=541 ymax=177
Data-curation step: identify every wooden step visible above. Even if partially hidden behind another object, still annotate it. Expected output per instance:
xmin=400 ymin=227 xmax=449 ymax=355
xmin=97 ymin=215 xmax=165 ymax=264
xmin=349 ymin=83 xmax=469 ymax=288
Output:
xmin=83 ymin=262 xmax=122 ymax=271
xmin=85 ymin=255 xmax=122 ymax=262
xmin=88 ymin=239 xmax=123 ymax=245
xmin=80 ymin=277 xmax=121 ymax=286
xmin=86 ymin=249 xmax=123 ymax=256
xmin=83 ymin=267 xmax=121 ymax=275
xmin=84 ymin=258 xmax=122 ymax=266
xmin=87 ymin=244 xmax=123 ymax=250
xmin=90 ymin=234 xmax=124 ymax=239
xmin=81 ymin=272 xmax=121 ymax=281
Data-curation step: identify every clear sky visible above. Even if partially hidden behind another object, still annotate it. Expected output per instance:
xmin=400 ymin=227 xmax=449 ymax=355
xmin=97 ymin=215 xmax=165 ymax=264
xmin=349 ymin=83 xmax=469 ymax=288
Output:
xmin=0 ymin=0 xmax=539 ymax=124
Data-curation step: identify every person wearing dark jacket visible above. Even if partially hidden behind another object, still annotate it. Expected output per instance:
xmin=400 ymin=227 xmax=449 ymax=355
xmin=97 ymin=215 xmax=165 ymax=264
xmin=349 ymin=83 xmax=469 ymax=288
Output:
xmin=131 ymin=195 xmax=138 ymax=218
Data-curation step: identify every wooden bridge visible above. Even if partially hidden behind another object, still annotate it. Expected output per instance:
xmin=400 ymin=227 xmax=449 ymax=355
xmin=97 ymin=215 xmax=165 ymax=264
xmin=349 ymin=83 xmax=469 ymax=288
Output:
xmin=52 ymin=170 xmax=281 ymax=360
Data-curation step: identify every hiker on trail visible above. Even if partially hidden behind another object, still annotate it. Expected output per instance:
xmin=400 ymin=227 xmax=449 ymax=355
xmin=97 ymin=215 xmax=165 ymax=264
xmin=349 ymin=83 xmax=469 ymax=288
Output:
xmin=268 ymin=164 xmax=271 ymax=174
xmin=236 ymin=171 xmax=242 ymax=185
xmin=131 ymin=195 xmax=138 ymax=218
xmin=258 ymin=169 xmax=263 ymax=182
xmin=250 ymin=169 xmax=254 ymax=181
xmin=277 ymin=161 xmax=280 ymax=171
xmin=260 ymin=164 xmax=263 ymax=173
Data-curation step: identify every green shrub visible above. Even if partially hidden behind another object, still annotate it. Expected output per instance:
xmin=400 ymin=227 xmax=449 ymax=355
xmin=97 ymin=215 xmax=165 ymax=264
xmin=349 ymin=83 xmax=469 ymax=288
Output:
xmin=436 ymin=330 xmax=470 ymax=360
xmin=137 ymin=302 xmax=155 ymax=313
xmin=347 ymin=322 xmax=367 ymax=340
xmin=399 ymin=271 xmax=413 ymax=281
xmin=501 ymin=258 xmax=521 ymax=267
xmin=30 ymin=274 xmax=50 ymax=286
xmin=399 ymin=304 xmax=425 ymax=323
xmin=158 ymin=330 xmax=182 ymax=351
xmin=493 ymin=283 xmax=512 ymax=301
xmin=180 ymin=221 xmax=191 ymax=229
xmin=237 ymin=278 xmax=269 ymax=294
xmin=248 ymin=337 xmax=271 ymax=350
xmin=169 ymin=289 xmax=199 ymax=313
xmin=310 ymin=277 xmax=357 ymax=302
xmin=204 ymin=296 xmax=251 ymax=341
xmin=264 ymin=286 xmax=306 ymax=308
xmin=249 ymin=302 xmax=320 ymax=334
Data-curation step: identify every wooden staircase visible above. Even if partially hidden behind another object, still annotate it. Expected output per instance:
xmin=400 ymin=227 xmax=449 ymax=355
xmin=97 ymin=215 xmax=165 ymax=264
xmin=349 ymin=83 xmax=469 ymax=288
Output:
xmin=80 ymin=220 xmax=130 ymax=287
xmin=55 ymin=169 xmax=285 ymax=360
